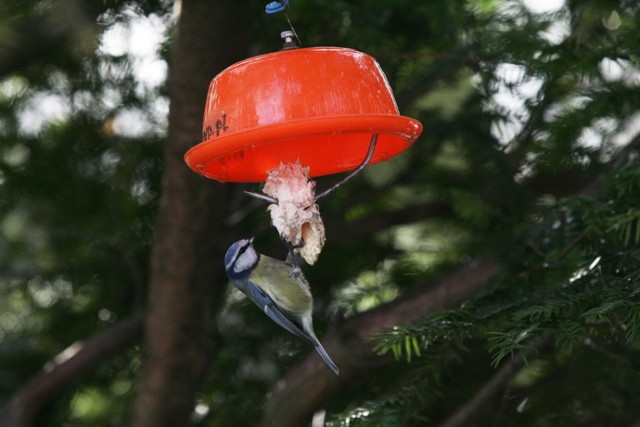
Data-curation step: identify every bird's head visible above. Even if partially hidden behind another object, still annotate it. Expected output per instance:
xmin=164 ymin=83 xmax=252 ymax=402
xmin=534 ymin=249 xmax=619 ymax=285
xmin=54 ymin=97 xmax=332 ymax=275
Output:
xmin=224 ymin=237 xmax=259 ymax=281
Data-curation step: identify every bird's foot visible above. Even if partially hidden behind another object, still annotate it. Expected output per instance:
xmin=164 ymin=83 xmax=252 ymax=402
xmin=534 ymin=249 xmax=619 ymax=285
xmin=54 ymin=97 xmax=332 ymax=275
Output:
xmin=282 ymin=236 xmax=305 ymax=277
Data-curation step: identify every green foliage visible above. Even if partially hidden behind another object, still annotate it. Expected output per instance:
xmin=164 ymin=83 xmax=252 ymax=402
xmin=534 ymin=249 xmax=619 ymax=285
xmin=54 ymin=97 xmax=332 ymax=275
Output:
xmin=326 ymin=376 xmax=439 ymax=427
xmin=374 ymin=311 xmax=473 ymax=363
xmin=2 ymin=0 xmax=640 ymax=426
xmin=354 ymin=164 xmax=640 ymax=425
xmin=0 ymin=1 xmax=164 ymax=424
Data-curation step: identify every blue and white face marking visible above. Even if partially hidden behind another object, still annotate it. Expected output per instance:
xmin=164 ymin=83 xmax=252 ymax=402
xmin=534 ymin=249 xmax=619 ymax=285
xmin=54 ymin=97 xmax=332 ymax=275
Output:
xmin=225 ymin=238 xmax=259 ymax=279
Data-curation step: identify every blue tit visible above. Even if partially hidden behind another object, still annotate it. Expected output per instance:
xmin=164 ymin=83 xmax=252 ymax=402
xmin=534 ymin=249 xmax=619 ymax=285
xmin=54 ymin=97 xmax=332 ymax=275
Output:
xmin=224 ymin=238 xmax=339 ymax=375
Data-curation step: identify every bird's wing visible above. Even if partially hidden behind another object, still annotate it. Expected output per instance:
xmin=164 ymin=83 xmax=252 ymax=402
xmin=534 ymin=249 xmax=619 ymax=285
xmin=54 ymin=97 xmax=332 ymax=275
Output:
xmin=244 ymin=280 xmax=316 ymax=346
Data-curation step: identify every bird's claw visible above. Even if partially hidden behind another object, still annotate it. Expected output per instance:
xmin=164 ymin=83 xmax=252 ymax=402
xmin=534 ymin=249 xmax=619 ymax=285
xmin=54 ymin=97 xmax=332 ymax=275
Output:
xmin=282 ymin=236 xmax=305 ymax=277
xmin=289 ymin=264 xmax=302 ymax=278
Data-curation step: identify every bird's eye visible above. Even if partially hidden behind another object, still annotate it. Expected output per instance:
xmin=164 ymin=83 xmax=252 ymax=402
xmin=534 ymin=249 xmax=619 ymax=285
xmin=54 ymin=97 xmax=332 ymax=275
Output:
xmin=238 ymin=243 xmax=249 ymax=255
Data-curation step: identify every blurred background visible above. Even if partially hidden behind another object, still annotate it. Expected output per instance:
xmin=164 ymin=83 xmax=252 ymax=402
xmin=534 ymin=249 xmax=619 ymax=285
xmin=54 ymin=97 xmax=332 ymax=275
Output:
xmin=1 ymin=0 xmax=640 ymax=426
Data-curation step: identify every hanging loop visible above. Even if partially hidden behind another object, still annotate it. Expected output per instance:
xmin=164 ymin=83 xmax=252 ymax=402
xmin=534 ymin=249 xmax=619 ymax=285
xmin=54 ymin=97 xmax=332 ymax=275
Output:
xmin=265 ymin=0 xmax=290 ymax=14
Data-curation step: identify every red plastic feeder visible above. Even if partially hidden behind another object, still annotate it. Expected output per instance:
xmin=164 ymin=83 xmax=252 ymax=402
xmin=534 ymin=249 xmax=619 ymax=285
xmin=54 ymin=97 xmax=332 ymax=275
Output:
xmin=184 ymin=46 xmax=423 ymax=183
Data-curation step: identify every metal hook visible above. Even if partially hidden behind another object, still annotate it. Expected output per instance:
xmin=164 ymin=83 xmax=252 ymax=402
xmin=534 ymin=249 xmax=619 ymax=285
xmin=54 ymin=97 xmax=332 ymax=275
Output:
xmin=314 ymin=133 xmax=378 ymax=201
xmin=243 ymin=133 xmax=378 ymax=204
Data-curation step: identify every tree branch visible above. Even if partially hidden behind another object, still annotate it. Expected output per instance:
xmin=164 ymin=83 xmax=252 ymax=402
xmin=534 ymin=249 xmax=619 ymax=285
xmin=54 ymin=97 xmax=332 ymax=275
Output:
xmin=0 ymin=312 xmax=143 ymax=427
xmin=438 ymin=354 xmax=527 ymax=427
xmin=439 ymin=337 xmax=552 ymax=427
xmin=326 ymin=200 xmax=453 ymax=241
xmin=262 ymin=255 xmax=500 ymax=427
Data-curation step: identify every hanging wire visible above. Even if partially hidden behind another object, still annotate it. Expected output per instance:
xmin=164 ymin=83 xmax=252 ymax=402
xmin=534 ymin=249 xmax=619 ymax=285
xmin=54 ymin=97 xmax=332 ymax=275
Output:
xmin=246 ymin=2 xmax=378 ymax=204
xmin=243 ymin=191 xmax=278 ymax=205
xmin=314 ymin=133 xmax=378 ymax=201
xmin=265 ymin=0 xmax=302 ymax=47
xmin=243 ymin=133 xmax=379 ymax=204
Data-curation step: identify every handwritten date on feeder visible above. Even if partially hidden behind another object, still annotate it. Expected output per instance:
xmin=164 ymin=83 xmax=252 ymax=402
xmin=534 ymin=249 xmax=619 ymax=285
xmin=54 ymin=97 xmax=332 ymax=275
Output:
xmin=202 ymin=113 xmax=229 ymax=141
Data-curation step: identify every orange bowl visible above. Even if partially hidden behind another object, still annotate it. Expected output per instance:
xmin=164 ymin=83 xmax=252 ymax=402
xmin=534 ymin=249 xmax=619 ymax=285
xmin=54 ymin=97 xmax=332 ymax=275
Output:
xmin=184 ymin=47 xmax=422 ymax=182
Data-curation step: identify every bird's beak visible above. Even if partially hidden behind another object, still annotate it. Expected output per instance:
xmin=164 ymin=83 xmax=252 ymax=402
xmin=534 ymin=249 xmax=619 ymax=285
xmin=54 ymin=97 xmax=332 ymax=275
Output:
xmin=248 ymin=236 xmax=255 ymax=244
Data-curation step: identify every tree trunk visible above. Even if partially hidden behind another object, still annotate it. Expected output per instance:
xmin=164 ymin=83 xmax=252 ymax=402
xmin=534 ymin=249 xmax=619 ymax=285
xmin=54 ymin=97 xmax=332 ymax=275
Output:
xmin=129 ymin=1 xmax=253 ymax=426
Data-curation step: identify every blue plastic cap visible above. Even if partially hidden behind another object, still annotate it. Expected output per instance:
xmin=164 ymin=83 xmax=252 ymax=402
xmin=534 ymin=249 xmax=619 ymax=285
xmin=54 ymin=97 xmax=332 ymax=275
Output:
xmin=265 ymin=0 xmax=289 ymax=14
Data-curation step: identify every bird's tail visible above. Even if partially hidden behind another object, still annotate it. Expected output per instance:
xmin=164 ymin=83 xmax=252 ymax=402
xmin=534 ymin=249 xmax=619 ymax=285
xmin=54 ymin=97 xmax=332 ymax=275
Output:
xmin=315 ymin=342 xmax=340 ymax=375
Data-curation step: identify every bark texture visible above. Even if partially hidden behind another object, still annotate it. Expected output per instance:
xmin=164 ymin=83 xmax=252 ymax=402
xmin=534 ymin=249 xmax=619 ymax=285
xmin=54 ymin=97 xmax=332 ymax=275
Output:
xmin=129 ymin=1 xmax=253 ymax=426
